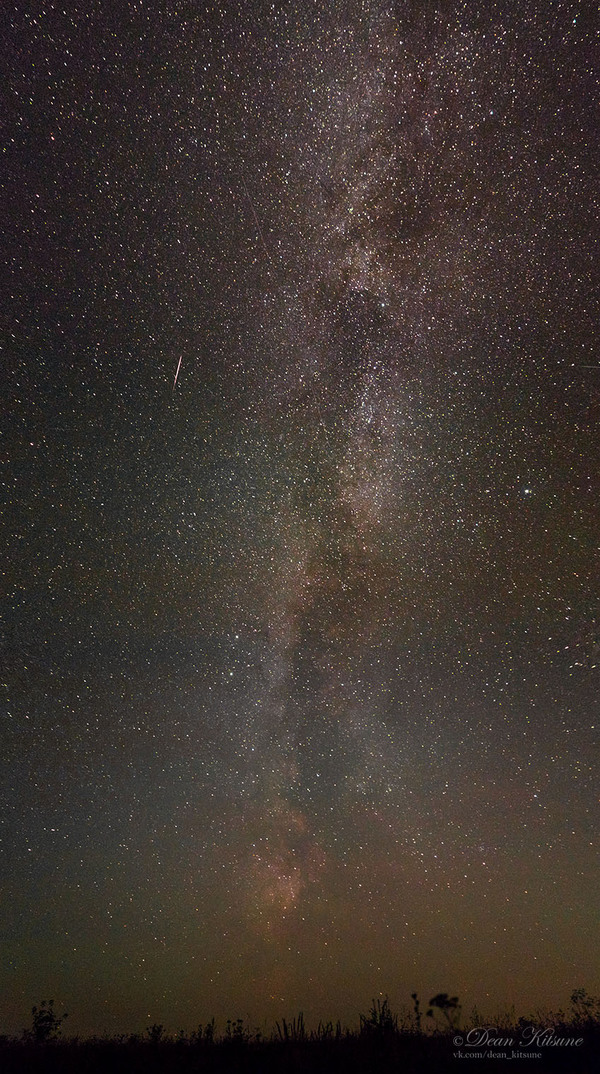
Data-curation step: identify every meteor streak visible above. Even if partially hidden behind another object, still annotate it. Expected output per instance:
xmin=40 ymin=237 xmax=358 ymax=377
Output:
xmin=173 ymin=356 xmax=182 ymax=390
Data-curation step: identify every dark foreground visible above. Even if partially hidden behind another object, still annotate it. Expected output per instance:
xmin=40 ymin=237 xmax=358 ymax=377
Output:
xmin=2 ymin=1022 xmax=599 ymax=1074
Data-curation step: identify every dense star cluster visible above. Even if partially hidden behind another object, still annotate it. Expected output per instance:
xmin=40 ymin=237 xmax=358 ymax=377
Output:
xmin=2 ymin=0 xmax=599 ymax=1039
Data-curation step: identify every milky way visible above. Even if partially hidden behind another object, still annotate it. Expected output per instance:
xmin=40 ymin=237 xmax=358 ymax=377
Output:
xmin=2 ymin=0 xmax=599 ymax=1037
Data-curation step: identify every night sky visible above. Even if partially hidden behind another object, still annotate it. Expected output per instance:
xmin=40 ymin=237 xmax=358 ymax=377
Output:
xmin=2 ymin=0 xmax=599 ymax=1040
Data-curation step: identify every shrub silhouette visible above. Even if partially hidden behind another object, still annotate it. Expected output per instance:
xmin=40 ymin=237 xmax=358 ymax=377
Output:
xmin=570 ymin=988 xmax=600 ymax=1026
xmin=426 ymin=992 xmax=461 ymax=1030
xmin=359 ymin=996 xmax=398 ymax=1035
xmin=224 ymin=1017 xmax=251 ymax=1044
xmin=27 ymin=999 xmax=68 ymax=1043
xmin=192 ymin=1018 xmax=215 ymax=1045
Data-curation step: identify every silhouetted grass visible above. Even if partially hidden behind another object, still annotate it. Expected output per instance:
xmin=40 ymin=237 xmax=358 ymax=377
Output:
xmin=1 ymin=990 xmax=599 ymax=1072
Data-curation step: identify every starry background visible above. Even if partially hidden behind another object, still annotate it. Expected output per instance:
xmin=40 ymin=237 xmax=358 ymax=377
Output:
xmin=1 ymin=0 xmax=599 ymax=1039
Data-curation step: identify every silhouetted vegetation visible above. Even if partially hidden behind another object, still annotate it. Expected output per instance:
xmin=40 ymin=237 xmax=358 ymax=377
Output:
xmin=26 ymin=1000 xmax=68 ymax=1045
xmin=359 ymin=995 xmax=399 ymax=1036
xmin=0 ymin=990 xmax=598 ymax=1071
xmin=427 ymin=990 xmax=461 ymax=1029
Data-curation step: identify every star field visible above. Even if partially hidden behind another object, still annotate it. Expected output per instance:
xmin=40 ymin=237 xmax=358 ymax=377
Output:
xmin=1 ymin=0 xmax=599 ymax=1039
